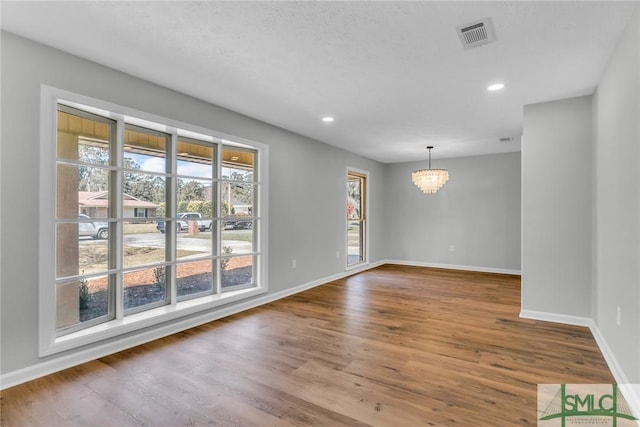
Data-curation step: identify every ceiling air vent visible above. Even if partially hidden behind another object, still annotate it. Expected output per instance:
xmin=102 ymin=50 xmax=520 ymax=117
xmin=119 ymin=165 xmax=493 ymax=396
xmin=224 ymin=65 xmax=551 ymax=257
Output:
xmin=456 ymin=18 xmax=496 ymax=50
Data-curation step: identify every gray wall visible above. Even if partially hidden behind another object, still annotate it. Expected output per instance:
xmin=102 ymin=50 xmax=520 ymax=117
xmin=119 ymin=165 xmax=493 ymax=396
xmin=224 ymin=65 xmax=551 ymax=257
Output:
xmin=384 ymin=152 xmax=521 ymax=272
xmin=593 ymin=8 xmax=639 ymax=383
xmin=1 ymin=31 xmax=523 ymax=379
xmin=0 ymin=32 xmax=386 ymax=375
xmin=522 ymin=95 xmax=593 ymax=317
xmin=521 ymin=6 xmax=639 ymax=384
xmin=4 ymin=10 xmax=638 ymax=388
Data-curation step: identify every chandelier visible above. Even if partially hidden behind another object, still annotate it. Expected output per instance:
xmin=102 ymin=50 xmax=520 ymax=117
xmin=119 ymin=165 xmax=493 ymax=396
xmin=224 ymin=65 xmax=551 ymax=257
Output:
xmin=411 ymin=146 xmax=449 ymax=194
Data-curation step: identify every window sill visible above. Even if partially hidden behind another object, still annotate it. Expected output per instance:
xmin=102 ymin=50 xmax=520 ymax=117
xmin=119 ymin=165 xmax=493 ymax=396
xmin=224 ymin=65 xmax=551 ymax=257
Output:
xmin=43 ymin=286 xmax=266 ymax=357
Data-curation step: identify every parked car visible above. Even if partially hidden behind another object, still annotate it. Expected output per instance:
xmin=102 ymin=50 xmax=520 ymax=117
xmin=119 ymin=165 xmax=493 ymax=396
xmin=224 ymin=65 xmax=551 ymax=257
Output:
xmin=157 ymin=212 xmax=212 ymax=233
xmin=156 ymin=220 xmax=182 ymax=234
xmin=78 ymin=214 xmax=109 ymax=239
xmin=223 ymin=220 xmax=253 ymax=230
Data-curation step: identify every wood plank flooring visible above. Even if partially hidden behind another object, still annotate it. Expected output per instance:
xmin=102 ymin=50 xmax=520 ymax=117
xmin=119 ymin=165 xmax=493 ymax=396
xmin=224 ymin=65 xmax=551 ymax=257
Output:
xmin=1 ymin=265 xmax=614 ymax=426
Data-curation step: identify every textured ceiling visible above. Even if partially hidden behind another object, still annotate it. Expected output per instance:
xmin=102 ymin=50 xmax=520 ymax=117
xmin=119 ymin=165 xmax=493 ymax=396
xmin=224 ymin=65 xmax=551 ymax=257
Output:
xmin=1 ymin=1 xmax=636 ymax=163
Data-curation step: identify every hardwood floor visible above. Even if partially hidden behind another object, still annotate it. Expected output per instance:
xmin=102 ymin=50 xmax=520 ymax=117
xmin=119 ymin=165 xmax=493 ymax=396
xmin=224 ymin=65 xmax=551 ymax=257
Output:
xmin=1 ymin=265 xmax=614 ymax=426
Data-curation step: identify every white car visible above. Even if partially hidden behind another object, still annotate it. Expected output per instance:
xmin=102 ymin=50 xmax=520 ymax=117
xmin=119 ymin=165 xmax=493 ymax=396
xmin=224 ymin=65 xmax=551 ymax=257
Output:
xmin=79 ymin=214 xmax=109 ymax=239
xmin=156 ymin=212 xmax=212 ymax=233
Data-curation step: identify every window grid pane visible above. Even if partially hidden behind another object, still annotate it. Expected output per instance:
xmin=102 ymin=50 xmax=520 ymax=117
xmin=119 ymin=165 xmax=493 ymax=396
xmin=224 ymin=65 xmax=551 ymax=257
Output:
xmin=221 ymin=255 xmax=254 ymax=290
xmin=54 ymin=102 xmax=261 ymax=337
xmin=177 ymin=259 xmax=215 ymax=300
xmin=123 ymin=266 xmax=168 ymax=313
xmin=55 ymin=106 xmax=117 ymax=334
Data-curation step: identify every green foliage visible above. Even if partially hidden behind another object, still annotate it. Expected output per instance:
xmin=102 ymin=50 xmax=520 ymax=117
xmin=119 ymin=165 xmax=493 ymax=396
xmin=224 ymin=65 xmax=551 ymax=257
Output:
xmin=168 ymin=200 xmax=212 ymax=217
xmin=78 ymin=150 xmax=167 ymax=203
xmin=221 ymin=201 xmax=234 ymax=216
xmin=178 ymin=180 xmax=205 ymax=202
xmin=123 ymin=157 xmax=141 ymax=170
xmin=78 ymin=148 xmax=222 ymax=215
xmin=200 ymin=200 xmax=213 ymax=217
xmin=122 ymin=167 xmax=166 ymax=204
xmin=153 ymin=266 xmax=165 ymax=291
xmin=78 ymin=271 xmax=91 ymax=310
xmin=220 ymin=246 xmax=233 ymax=271
xmin=78 ymin=146 xmax=109 ymax=192
xmin=186 ymin=200 xmax=204 ymax=214
xmin=221 ymin=178 xmax=253 ymax=207
xmin=177 ymin=201 xmax=189 ymax=213
xmin=229 ymin=171 xmax=253 ymax=182
xmin=230 ymin=183 xmax=252 ymax=205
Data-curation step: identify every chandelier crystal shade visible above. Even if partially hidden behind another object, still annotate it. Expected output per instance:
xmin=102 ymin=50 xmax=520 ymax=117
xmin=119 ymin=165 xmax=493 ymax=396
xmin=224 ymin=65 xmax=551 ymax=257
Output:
xmin=412 ymin=146 xmax=449 ymax=194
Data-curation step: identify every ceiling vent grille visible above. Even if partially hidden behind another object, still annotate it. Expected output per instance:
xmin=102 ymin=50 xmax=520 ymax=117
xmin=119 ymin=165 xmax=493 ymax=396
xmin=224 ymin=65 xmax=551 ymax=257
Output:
xmin=456 ymin=18 xmax=496 ymax=50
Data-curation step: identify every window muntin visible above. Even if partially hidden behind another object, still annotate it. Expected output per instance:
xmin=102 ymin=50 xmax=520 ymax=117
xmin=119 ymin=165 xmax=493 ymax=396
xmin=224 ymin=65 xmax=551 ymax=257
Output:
xmin=50 ymin=98 xmax=263 ymax=342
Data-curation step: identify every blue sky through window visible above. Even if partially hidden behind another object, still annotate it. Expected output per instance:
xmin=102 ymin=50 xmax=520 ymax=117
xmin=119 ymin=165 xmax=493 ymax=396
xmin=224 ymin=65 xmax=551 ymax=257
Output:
xmin=125 ymin=152 xmax=212 ymax=178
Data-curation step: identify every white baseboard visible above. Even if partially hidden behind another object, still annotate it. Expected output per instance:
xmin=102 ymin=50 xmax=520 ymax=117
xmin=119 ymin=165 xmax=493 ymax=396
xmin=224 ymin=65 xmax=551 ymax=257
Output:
xmin=589 ymin=323 xmax=640 ymax=423
xmin=520 ymin=309 xmax=640 ymax=421
xmin=385 ymin=259 xmax=521 ymax=276
xmin=1 ymin=261 xmax=383 ymax=390
xmin=519 ymin=309 xmax=592 ymax=327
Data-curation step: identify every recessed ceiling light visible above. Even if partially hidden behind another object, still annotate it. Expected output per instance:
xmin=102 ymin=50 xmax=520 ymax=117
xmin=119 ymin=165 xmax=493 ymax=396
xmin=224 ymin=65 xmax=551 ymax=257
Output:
xmin=230 ymin=156 xmax=239 ymax=161
xmin=487 ymin=83 xmax=505 ymax=91
xmin=322 ymin=117 xmax=335 ymax=123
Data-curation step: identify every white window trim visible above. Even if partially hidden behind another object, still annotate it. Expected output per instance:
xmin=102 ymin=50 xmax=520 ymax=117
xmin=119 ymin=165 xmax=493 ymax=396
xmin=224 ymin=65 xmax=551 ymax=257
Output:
xmin=39 ymin=85 xmax=269 ymax=357
xmin=345 ymin=167 xmax=369 ymax=271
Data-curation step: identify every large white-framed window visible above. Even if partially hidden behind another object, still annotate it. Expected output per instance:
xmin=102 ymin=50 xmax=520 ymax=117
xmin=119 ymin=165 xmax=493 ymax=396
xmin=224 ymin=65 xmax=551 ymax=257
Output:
xmin=346 ymin=168 xmax=369 ymax=269
xmin=39 ymin=86 xmax=268 ymax=356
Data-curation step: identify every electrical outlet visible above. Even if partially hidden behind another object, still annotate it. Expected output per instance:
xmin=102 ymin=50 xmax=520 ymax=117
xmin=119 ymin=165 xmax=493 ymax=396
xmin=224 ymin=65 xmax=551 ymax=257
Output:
xmin=449 ymin=245 xmax=455 ymax=252
xmin=292 ymin=259 xmax=297 ymax=269
xmin=616 ymin=306 xmax=621 ymax=326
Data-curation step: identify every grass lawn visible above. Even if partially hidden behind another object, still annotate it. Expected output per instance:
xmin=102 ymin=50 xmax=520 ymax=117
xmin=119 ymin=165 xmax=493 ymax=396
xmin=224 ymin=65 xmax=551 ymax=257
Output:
xmin=221 ymin=231 xmax=252 ymax=242
xmin=188 ymin=230 xmax=252 ymax=242
xmin=124 ymin=222 xmax=158 ymax=234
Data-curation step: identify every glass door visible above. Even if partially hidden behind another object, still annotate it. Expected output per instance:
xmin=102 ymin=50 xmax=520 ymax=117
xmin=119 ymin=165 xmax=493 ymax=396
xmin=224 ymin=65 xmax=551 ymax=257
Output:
xmin=347 ymin=170 xmax=367 ymax=267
